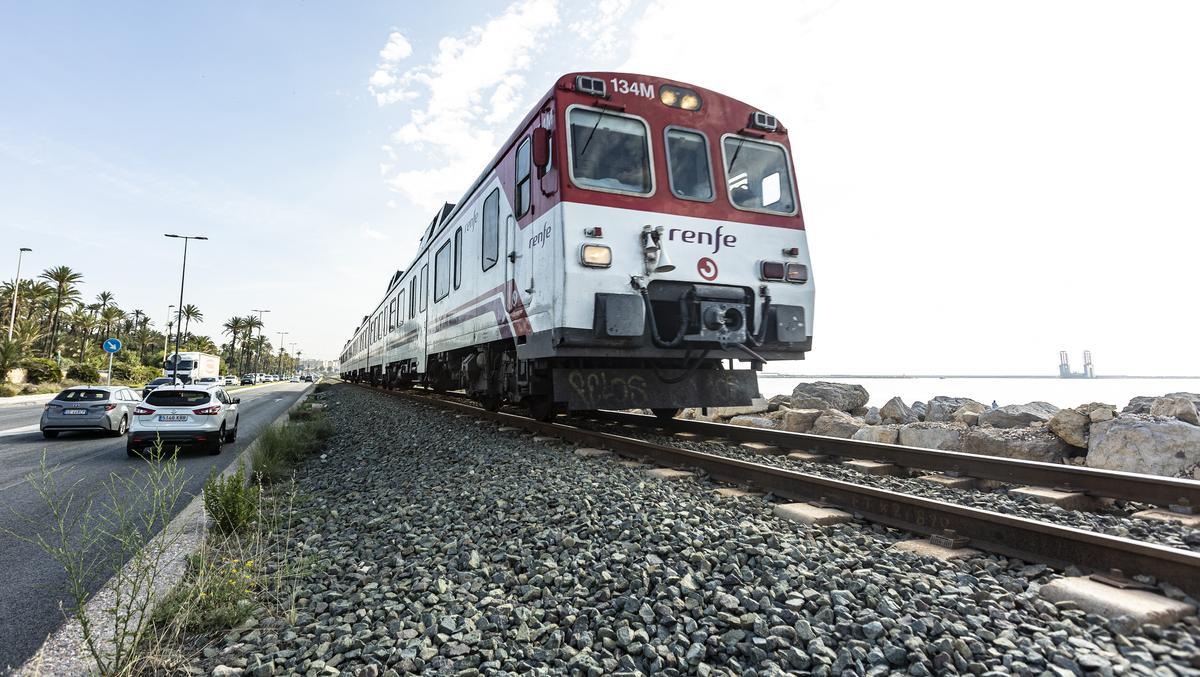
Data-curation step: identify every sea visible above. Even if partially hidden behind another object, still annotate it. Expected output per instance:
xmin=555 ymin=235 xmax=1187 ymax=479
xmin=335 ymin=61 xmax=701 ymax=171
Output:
xmin=755 ymin=375 xmax=1200 ymax=410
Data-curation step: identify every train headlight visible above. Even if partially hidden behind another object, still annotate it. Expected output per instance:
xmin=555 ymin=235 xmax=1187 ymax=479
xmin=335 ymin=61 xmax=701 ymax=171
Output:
xmin=786 ymin=263 xmax=808 ymax=283
xmin=660 ymin=85 xmax=702 ymax=111
xmin=759 ymin=261 xmax=785 ymax=281
xmin=580 ymin=244 xmax=612 ymax=268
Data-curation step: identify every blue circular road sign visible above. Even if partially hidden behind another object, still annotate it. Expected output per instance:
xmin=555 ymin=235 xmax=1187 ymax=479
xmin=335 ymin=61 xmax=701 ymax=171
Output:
xmin=102 ymin=338 xmax=122 ymax=353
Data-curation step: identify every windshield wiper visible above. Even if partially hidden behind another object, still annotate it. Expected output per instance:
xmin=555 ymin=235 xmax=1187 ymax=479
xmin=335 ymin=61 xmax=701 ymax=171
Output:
xmin=727 ymin=136 xmax=746 ymax=170
xmin=578 ymin=109 xmax=608 ymax=158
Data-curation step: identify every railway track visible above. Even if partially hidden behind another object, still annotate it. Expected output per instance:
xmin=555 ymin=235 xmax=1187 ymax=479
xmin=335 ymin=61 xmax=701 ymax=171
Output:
xmin=588 ymin=410 xmax=1200 ymax=511
xmin=350 ymin=383 xmax=1200 ymax=598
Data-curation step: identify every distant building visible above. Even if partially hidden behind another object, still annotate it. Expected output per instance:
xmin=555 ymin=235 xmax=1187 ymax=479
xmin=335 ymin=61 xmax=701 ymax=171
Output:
xmin=1059 ymin=350 xmax=1095 ymax=378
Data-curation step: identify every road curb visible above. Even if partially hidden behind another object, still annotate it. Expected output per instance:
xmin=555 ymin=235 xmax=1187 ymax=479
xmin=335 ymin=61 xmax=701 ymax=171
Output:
xmin=16 ymin=383 xmax=317 ymax=676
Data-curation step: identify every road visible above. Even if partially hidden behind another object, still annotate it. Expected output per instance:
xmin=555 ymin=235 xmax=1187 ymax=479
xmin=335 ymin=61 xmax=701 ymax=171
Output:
xmin=0 ymin=381 xmax=310 ymax=670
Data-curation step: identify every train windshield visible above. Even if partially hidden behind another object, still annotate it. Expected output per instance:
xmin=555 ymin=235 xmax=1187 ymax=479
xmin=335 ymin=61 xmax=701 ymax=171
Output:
xmin=722 ymin=136 xmax=796 ymax=214
xmin=568 ymin=108 xmax=652 ymax=195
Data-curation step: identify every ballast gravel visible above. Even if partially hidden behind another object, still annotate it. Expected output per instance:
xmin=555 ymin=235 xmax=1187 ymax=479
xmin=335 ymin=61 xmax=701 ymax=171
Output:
xmin=568 ymin=415 xmax=1200 ymax=554
xmin=200 ymin=385 xmax=1200 ymax=676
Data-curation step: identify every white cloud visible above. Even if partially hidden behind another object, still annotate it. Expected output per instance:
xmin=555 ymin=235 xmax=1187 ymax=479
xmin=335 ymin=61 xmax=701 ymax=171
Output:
xmin=568 ymin=0 xmax=638 ymax=58
xmin=369 ymin=0 xmax=561 ymax=211
xmin=368 ymin=30 xmax=416 ymax=105
xmin=379 ymin=31 xmax=413 ymax=62
xmin=361 ymin=225 xmax=389 ymax=240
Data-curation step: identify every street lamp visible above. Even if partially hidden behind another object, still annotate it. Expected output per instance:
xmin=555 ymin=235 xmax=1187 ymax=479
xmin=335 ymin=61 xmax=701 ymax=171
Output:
xmin=251 ymin=308 xmax=270 ymax=375
xmin=7 ymin=247 xmax=32 ymax=341
xmin=162 ymin=304 xmax=175 ymax=365
xmin=289 ymin=342 xmax=298 ymax=375
xmin=164 ymin=234 xmax=207 ymax=382
xmin=276 ymin=331 xmax=288 ymax=378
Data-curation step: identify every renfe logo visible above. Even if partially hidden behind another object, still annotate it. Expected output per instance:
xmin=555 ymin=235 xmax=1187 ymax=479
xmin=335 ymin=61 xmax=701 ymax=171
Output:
xmin=529 ymin=222 xmax=552 ymax=249
xmin=667 ymin=225 xmax=737 ymax=254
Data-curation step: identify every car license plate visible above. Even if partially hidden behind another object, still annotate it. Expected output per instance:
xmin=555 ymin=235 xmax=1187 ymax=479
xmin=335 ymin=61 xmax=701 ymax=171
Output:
xmin=158 ymin=414 xmax=188 ymax=422
xmin=64 ymin=409 xmax=87 ymax=415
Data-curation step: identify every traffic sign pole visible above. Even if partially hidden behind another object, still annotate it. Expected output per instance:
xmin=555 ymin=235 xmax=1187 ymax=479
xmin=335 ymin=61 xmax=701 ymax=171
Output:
xmin=102 ymin=338 xmax=123 ymax=385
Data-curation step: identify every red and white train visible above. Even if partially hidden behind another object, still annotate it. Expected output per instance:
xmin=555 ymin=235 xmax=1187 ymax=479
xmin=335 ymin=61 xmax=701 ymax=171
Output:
xmin=341 ymin=72 xmax=814 ymax=419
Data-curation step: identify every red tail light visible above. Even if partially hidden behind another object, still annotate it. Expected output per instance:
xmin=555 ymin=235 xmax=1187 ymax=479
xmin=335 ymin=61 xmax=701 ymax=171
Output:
xmin=104 ymin=404 xmax=117 ymax=411
xmin=760 ymin=261 xmax=786 ymax=280
xmin=193 ymin=405 xmax=221 ymax=415
xmin=133 ymin=406 xmax=155 ymax=415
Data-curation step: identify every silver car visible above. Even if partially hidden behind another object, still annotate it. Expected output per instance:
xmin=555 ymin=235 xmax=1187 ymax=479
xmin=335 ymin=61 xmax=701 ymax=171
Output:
xmin=40 ymin=386 xmax=141 ymax=439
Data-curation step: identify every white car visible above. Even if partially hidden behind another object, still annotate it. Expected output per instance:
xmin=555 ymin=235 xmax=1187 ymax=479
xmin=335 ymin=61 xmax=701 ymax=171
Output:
xmin=289 ymin=375 xmax=300 ymax=382
xmin=127 ymin=384 xmax=240 ymax=457
xmin=222 ymin=375 xmax=237 ymax=386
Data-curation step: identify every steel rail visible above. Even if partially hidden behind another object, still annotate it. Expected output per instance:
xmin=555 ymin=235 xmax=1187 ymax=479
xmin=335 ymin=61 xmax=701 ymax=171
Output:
xmin=587 ymin=410 xmax=1200 ymax=510
xmin=366 ymin=386 xmax=1200 ymax=597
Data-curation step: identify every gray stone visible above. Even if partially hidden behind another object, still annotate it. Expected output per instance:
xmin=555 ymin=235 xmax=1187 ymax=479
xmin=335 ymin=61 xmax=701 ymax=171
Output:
xmin=811 ymin=409 xmax=866 ymax=438
xmin=978 ymin=401 xmax=1059 ymax=428
xmin=790 ymin=381 xmax=869 ymax=412
xmin=864 ymin=406 xmax=882 ymax=425
xmin=963 ymin=427 xmax=1069 ymax=462
xmin=880 ymin=396 xmax=918 ymax=424
xmin=898 ymin=422 xmax=963 ymax=451
xmin=926 ymin=396 xmax=984 ymax=423
xmin=951 ymin=403 xmax=983 ymax=426
xmin=1150 ymin=396 xmax=1200 ymax=425
xmin=1087 ymin=416 xmax=1200 ymax=477
xmin=728 ymin=414 xmax=778 ymax=429
xmin=1048 ymin=407 xmax=1090 ymax=448
xmin=852 ymin=425 xmax=899 ymax=445
xmin=780 ymin=408 xmax=821 ymax=433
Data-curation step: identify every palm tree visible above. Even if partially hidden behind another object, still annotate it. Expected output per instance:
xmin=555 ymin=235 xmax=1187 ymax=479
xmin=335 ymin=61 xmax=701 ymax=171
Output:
xmin=99 ymin=305 xmax=125 ymax=342
xmin=242 ymin=315 xmax=263 ymax=372
xmin=222 ymin=316 xmax=246 ymax=373
xmin=22 ymin=281 xmax=54 ymax=322
xmin=185 ymin=335 xmax=218 ymax=353
xmin=68 ymin=306 xmax=96 ymax=363
xmin=40 ymin=266 xmax=83 ymax=358
xmin=180 ymin=304 xmax=203 ymax=341
xmin=95 ymin=291 xmax=115 ymax=309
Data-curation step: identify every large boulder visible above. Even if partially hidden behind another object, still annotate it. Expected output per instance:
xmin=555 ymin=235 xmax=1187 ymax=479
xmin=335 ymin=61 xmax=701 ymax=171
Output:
xmin=926 ymin=396 xmax=984 ymax=423
xmin=864 ymin=406 xmax=882 ymax=425
xmin=897 ymin=422 xmax=963 ymax=451
xmin=852 ymin=425 xmax=899 ymax=445
xmin=811 ymin=409 xmax=866 ymax=438
xmin=780 ymin=409 xmax=822 ymax=433
xmin=1048 ymin=408 xmax=1090 ymax=448
xmin=978 ymin=402 xmax=1059 ymax=429
xmin=1150 ymin=396 xmax=1200 ymax=425
xmin=1124 ymin=392 xmax=1200 ymax=415
xmin=1089 ymin=407 xmax=1115 ymax=423
xmin=729 ymin=415 xmax=778 ymax=430
xmin=1087 ymin=416 xmax=1200 ymax=477
xmin=879 ymin=397 xmax=917 ymax=424
xmin=767 ymin=394 xmax=791 ymax=412
xmin=911 ymin=401 xmax=927 ymax=421
xmin=962 ymin=428 xmax=1069 ymax=463
xmin=790 ymin=382 xmax=869 ymax=413
xmin=951 ymin=402 xmax=985 ymax=426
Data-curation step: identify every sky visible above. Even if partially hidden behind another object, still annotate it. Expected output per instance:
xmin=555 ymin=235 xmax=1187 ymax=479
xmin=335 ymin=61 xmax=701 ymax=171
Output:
xmin=2 ymin=1 xmax=1198 ymax=375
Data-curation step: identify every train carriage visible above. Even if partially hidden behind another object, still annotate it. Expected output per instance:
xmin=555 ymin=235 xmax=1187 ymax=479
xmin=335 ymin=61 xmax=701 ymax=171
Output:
xmin=341 ymin=72 xmax=815 ymax=419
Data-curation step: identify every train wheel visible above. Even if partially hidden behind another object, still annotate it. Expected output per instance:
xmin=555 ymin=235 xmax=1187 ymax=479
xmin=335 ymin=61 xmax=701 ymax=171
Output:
xmin=652 ymin=407 xmax=681 ymax=420
xmin=526 ymin=395 xmax=556 ymax=422
xmin=480 ymin=394 xmax=502 ymax=412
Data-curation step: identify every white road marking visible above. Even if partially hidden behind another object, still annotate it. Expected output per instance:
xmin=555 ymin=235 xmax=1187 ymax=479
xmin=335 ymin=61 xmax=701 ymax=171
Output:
xmin=0 ymin=424 xmax=40 ymax=438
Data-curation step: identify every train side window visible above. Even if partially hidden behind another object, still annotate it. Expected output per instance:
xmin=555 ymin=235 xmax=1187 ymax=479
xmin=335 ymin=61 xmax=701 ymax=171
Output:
xmin=721 ymin=135 xmax=797 ymax=215
xmin=420 ymin=264 xmax=428 ymax=312
xmin=665 ymin=127 xmax=714 ymax=201
xmin=482 ymin=189 xmax=500 ymax=271
xmin=453 ymin=227 xmax=463 ymax=289
xmin=409 ymin=277 xmax=417 ymax=317
xmin=397 ymin=290 xmax=405 ymax=324
xmin=434 ymin=240 xmax=452 ymax=302
xmin=515 ymin=137 xmax=532 ymax=217
xmin=389 ymin=297 xmax=396 ymax=330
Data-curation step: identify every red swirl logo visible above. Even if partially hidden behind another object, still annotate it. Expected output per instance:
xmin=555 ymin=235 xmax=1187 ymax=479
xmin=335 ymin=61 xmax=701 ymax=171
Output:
xmin=697 ymin=257 xmax=718 ymax=281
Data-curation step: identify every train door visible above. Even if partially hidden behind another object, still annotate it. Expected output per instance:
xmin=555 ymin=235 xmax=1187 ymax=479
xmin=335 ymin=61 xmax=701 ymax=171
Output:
xmin=508 ymin=135 xmax=534 ymax=312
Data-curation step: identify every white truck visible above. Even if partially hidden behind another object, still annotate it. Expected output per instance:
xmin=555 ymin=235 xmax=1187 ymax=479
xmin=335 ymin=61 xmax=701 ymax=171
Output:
xmin=164 ymin=352 xmax=221 ymax=384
